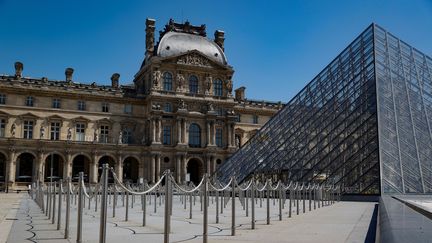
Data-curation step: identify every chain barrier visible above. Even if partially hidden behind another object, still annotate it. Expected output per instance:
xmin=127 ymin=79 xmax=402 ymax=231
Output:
xmin=31 ymin=164 xmax=341 ymax=243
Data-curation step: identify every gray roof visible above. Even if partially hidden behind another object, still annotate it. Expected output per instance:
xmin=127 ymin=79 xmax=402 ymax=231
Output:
xmin=157 ymin=31 xmax=227 ymax=65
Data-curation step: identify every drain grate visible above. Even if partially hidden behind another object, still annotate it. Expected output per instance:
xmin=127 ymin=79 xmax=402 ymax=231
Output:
xmin=5 ymin=218 xmax=18 ymax=220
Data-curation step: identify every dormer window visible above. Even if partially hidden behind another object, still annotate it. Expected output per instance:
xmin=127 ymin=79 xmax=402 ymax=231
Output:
xmin=25 ymin=96 xmax=34 ymax=107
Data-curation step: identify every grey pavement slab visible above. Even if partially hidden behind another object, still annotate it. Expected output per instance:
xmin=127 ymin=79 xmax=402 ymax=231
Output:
xmin=6 ymin=193 xmax=375 ymax=243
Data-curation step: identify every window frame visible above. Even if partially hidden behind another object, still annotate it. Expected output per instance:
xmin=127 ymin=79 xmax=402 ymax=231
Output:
xmin=102 ymin=102 xmax=109 ymax=113
xmin=99 ymin=125 xmax=110 ymax=143
xmin=215 ymin=127 xmax=223 ymax=147
xmin=188 ymin=123 xmax=201 ymax=148
xmin=0 ymin=118 xmax=5 ymax=137
xmin=50 ymin=121 xmax=61 ymax=140
xmin=0 ymin=94 xmax=6 ymax=105
xmin=124 ymin=104 xmax=133 ymax=114
xmin=23 ymin=120 xmax=34 ymax=139
xmin=77 ymin=100 xmax=86 ymax=111
xmin=163 ymin=72 xmax=173 ymax=91
xmin=75 ymin=123 xmax=86 ymax=141
xmin=213 ymin=79 xmax=223 ymax=97
xmin=162 ymin=125 xmax=172 ymax=145
xmin=25 ymin=96 xmax=34 ymax=107
xmin=189 ymin=75 xmax=199 ymax=94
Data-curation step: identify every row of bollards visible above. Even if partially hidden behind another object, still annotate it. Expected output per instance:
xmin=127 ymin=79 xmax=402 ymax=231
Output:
xmin=31 ymin=166 xmax=341 ymax=243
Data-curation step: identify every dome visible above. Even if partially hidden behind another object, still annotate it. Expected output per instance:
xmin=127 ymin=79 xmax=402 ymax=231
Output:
xmin=157 ymin=31 xmax=227 ymax=65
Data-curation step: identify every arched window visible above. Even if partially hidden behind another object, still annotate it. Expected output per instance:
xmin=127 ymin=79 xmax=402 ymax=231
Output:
xmin=163 ymin=72 xmax=173 ymax=91
xmin=213 ymin=79 xmax=223 ymax=96
xmin=188 ymin=123 xmax=201 ymax=148
xmin=189 ymin=75 xmax=199 ymax=94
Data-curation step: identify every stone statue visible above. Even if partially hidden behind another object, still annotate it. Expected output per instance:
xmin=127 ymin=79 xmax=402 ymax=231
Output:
xmin=235 ymin=135 xmax=240 ymax=148
xmin=118 ymin=131 xmax=123 ymax=144
xmin=152 ymin=70 xmax=161 ymax=88
xmin=67 ymin=128 xmax=72 ymax=141
xmin=176 ymin=73 xmax=185 ymax=90
xmin=178 ymin=99 xmax=187 ymax=110
xmin=40 ymin=126 xmax=45 ymax=139
xmin=93 ymin=129 xmax=99 ymax=142
xmin=207 ymin=102 xmax=214 ymax=111
xmin=225 ymin=79 xmax=233 ymax=94
xmin=205 ymin=75 xmax=212 ymax=94
xmin=11 ymin=123 xmax=16 ymax=137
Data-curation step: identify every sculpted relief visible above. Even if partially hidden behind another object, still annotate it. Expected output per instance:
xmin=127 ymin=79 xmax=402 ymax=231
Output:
xmin=177 ymin=53 xmax=212 ymax=67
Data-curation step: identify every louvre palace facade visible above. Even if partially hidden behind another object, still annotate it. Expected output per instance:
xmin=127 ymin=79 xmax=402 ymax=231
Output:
xmin=0 ymin=19 xmax=282 ymax=190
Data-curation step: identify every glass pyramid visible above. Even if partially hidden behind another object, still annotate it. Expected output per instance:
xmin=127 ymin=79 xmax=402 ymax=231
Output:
xmin=217 ymin=24 xmax=432 ymax=194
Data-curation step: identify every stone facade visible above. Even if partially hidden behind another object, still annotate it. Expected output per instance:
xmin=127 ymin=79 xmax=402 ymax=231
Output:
xmin=0 ymin=18 xmax=282 ymax=190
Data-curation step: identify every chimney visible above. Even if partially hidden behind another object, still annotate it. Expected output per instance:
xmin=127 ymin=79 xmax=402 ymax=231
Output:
xmin=111 ymin=73 xmax=120 ymax=88
xmin=14 ymin=61 xmax=23 ymax=79
xmin=214 ymin=30 xmax=225 ymax=51
xmin=65 ymin=68 xmax=74 ymax=82
xmin=235 ymin=86 xmax=246 ymax=101
xmin=145 ymin=18 xmax=156 ymax=57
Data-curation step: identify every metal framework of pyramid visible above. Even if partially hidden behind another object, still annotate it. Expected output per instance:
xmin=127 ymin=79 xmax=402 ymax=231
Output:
xmin=217 ymin=24 xmax=432 ymax=195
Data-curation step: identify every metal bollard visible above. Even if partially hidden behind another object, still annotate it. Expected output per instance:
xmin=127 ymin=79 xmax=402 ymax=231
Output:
xmin=189 ymin=192 xmax=193 ymax=219
xmin=99 ymin=164 xmax=109 ymax=243
xmin=289 ymin=189 xmax=292 ymax=218
xmin=303 ymin=187 xmax=306 ymax=214
xmin=57 ymin=180 xmax=63 ymax=230
xmin=203 ymin=174 xmax=208 ymax=243
xmin=231 ymin=177 xmax=235 ymax=236
xmin=266 ymin=182 xmax=270 ymax=225
xmin=164 ymin=172 xmax=171 ymax=243
xmin=245 ymin=190 xmax=249 ymax=217
xmin=77 ymin=172 xmax=84 ymax=243
xmin=47 ymin=183 xmax=51 ymax=217
xmin=251 ymin=182 xmax=255 ymax=229
xmin=296 ymin=188 xmax=300 ymax=215
xmin=52 ymin=181 xmax=56 ymax=224
xmin=279 ymin=187 xmax=282 ymax=221
xmin=215 ymin=190 xmax=219 ymax=223
xmin=143 ymin=193 xmax=147 ymax=226
xmin=125 ymin=191 xmax=129 ymax=221
xmin=113 ymin=185 xmax=116 ymax=218
xmin=65 ymin=178 xmax=71 ymax=239
xmin=309 ymin=187 xmax=312 ymax=211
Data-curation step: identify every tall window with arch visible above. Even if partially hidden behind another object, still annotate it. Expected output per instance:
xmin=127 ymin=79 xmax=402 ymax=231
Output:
xmin=163 ymin=72 xmax=173 ymax=91
xmin=188 ymin=123 xmax=201 ymax=148
xmin=213 ymin=79 xmax=223 ymax=96
xmin=189 ymin=75 xmax=199 ymax=94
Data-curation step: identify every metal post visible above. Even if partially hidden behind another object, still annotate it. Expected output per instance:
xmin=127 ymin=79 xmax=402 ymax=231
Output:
xmin=77 ymin=172 xmax=84 ymax=243
xmin=112 ymin=185 xmax=116 ymax=217
xmin=189 ymin=192 xmax=193 ymax=219
xmin=57 ymin=180 xmax=63 ymax=230
xmin=203 ymin=174 xmax=208 ymax=243
xmin=309 ymin=187 xmax=312 ymax=211
xmin=279 ymin=186 xmax=282 ymax=221
xmin=47 ymin=183 xmax=51 ymax=217
xmin=289 ymin=188 xmax=292 ymax=218
xmin=143 ymin=193 xmax=147 ymax=226
xmin=154 ymin=190 xmax=157 ymax=213
xmin=251 ymin=182 xmax=255 ymax=229
xmin=52 ymin=181 xmax=56 ymax=224
xmin=296 ymin=188 xmax=299 ymax=215
xmin=266 ymin=181 xmax=270 ymax=225
xmin=164 ymin=171 xmax=171 ymax=243
xmin=231 ymin=177 xmax=235 ymax=236
xmin=215 ymin=190 xmax=219 ymax=223
xmin=245 ymin=189 xmax=249 ymax=217
xmin=99 ymin=164 xmax=108 ymax=243
xmin=125 ymin=191 xmax=129 ymax=221
xmin=303 ymin=186 xmax=306 ymax=213
xmin=65 ymin=178 xmax=71 ymax=239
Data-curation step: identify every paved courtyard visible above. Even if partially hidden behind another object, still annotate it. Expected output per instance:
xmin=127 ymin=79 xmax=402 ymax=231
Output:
xmin=2 ymin=192 xmax=376 ymax=243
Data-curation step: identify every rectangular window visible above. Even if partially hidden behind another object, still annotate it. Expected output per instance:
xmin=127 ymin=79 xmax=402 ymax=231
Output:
xmin=163 ymin=125 xmax=171 ymax=145
xmin=124 ymin=104 xmax=132 ymax=114
xmin=0 ymin=119 xmax=5 ymax=137
xmin=99 ymin=125 xmax=109 ymax=143
xmin=123 ymin=128 xmax=132 ymax=144
xmin=0 ymin=94 xmax=6 ymax=104
xmin=26 ymin=96 xmax=34 ymax=107
xmin=235 ymin=114 xmax=241 ymax=122
xmin=102 ymin=102 xmax=109 ymax=112
xmin=164 ymin=103 xmax=172 ymax=112
xmin=23 ymin=120 xmax=33 ymax=139
xmin=216 ymin=128 xmax=223 ymax=147
xmin=75 ymin=123 xmax=86 ymax=141
xmin=52 ymin=98 xmax=61 ymax=109
xmin=50 ymin=122 xmax=61 ymax=140
xmin=77 ymin=101 xmax=86 ymax=111
xmin=252 ymin=115 xmax=259 ymax=124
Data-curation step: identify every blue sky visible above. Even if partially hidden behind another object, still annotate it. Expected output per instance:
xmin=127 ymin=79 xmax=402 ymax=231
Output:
xmin=0 ymin=0 xmax=431 ymax=102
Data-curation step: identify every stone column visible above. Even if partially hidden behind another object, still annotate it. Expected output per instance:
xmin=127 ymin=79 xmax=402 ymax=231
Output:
xmin=150 ymin=154 xmax=156 ymax=183
xmin=151 ymin=118 xmax=156 ymax=143
xmin=206 ymin=121 xmax=211 ymax=146
xmin=212 ymin=157 xmax=217 ymax=174
xmin=90 ymin=153 xmax=98 ymax=184
xmin=116 ymin=154 xmax=123 ymax=183
xmin=157 ymin=119 xmax=162 ymax=143
xmin=138 ymin=155 xmax=145 ymax=180
xmin=182 ymin=120 xmax=187 ymax=144
xmin=64 ymin=152 xmax=72 ymax=179
xmin=7 ymin=149 xmax=16 ymax=185
xmin=155 ymin=153 xmax=161 ymax=181
xmin=227 ymin=123 xmax=232 ymax=147
xmin=212 ymin=121 xmax=216 ymax=145
xmin=181 ymin=156 xmax=187 ymax=183
xmin=205 ymin=155 xmax=211 ymax=174
xmin=177 ymin=118 xmax=182 ymax=144
xmin=176 ymin=155 xmax=181 ymax=182
xmin=231 ymin=123 xmax=235 ymax=147
xmin=37 ymin=151 xmax=45 ymax=182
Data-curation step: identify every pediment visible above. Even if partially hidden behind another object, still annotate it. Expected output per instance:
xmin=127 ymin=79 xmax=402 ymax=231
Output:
xmin=71 ymin=116 xmax=91 ymax=123
xmin=17 ymin=112 xmax=40 ymax=120
xmin=46 ymin=114 xmax=65 ymax=121
xmin=160 ymin=50 xmax=230 ymax=70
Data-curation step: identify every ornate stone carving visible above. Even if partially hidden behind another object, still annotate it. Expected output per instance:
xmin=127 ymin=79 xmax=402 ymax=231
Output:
xmin=176 ymin=73 xmax=185 ymax=91
xmin=11 ymin=123 xmax=16 ymax=137
xmin=118 ymin=131 xmax=123 ymax=144
xmin=152 ymin=70 xmax=161 ymax=89
xmin=178 ymin=99 xmax=187 ymax=110
xmin=152 ymin=103 xmax=161 ymax=110
xmin=40 ymin=126 xmax=45 ymax=139
xmin=205 ymin=75 xmax=212 ymax=94
xmin=225 ymin=79 xmax=233 ymax=94
xmin=177 ymin=53 xmax=212 ymax=67
xmin=67 ymin=128 xmax=72 ymax=141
